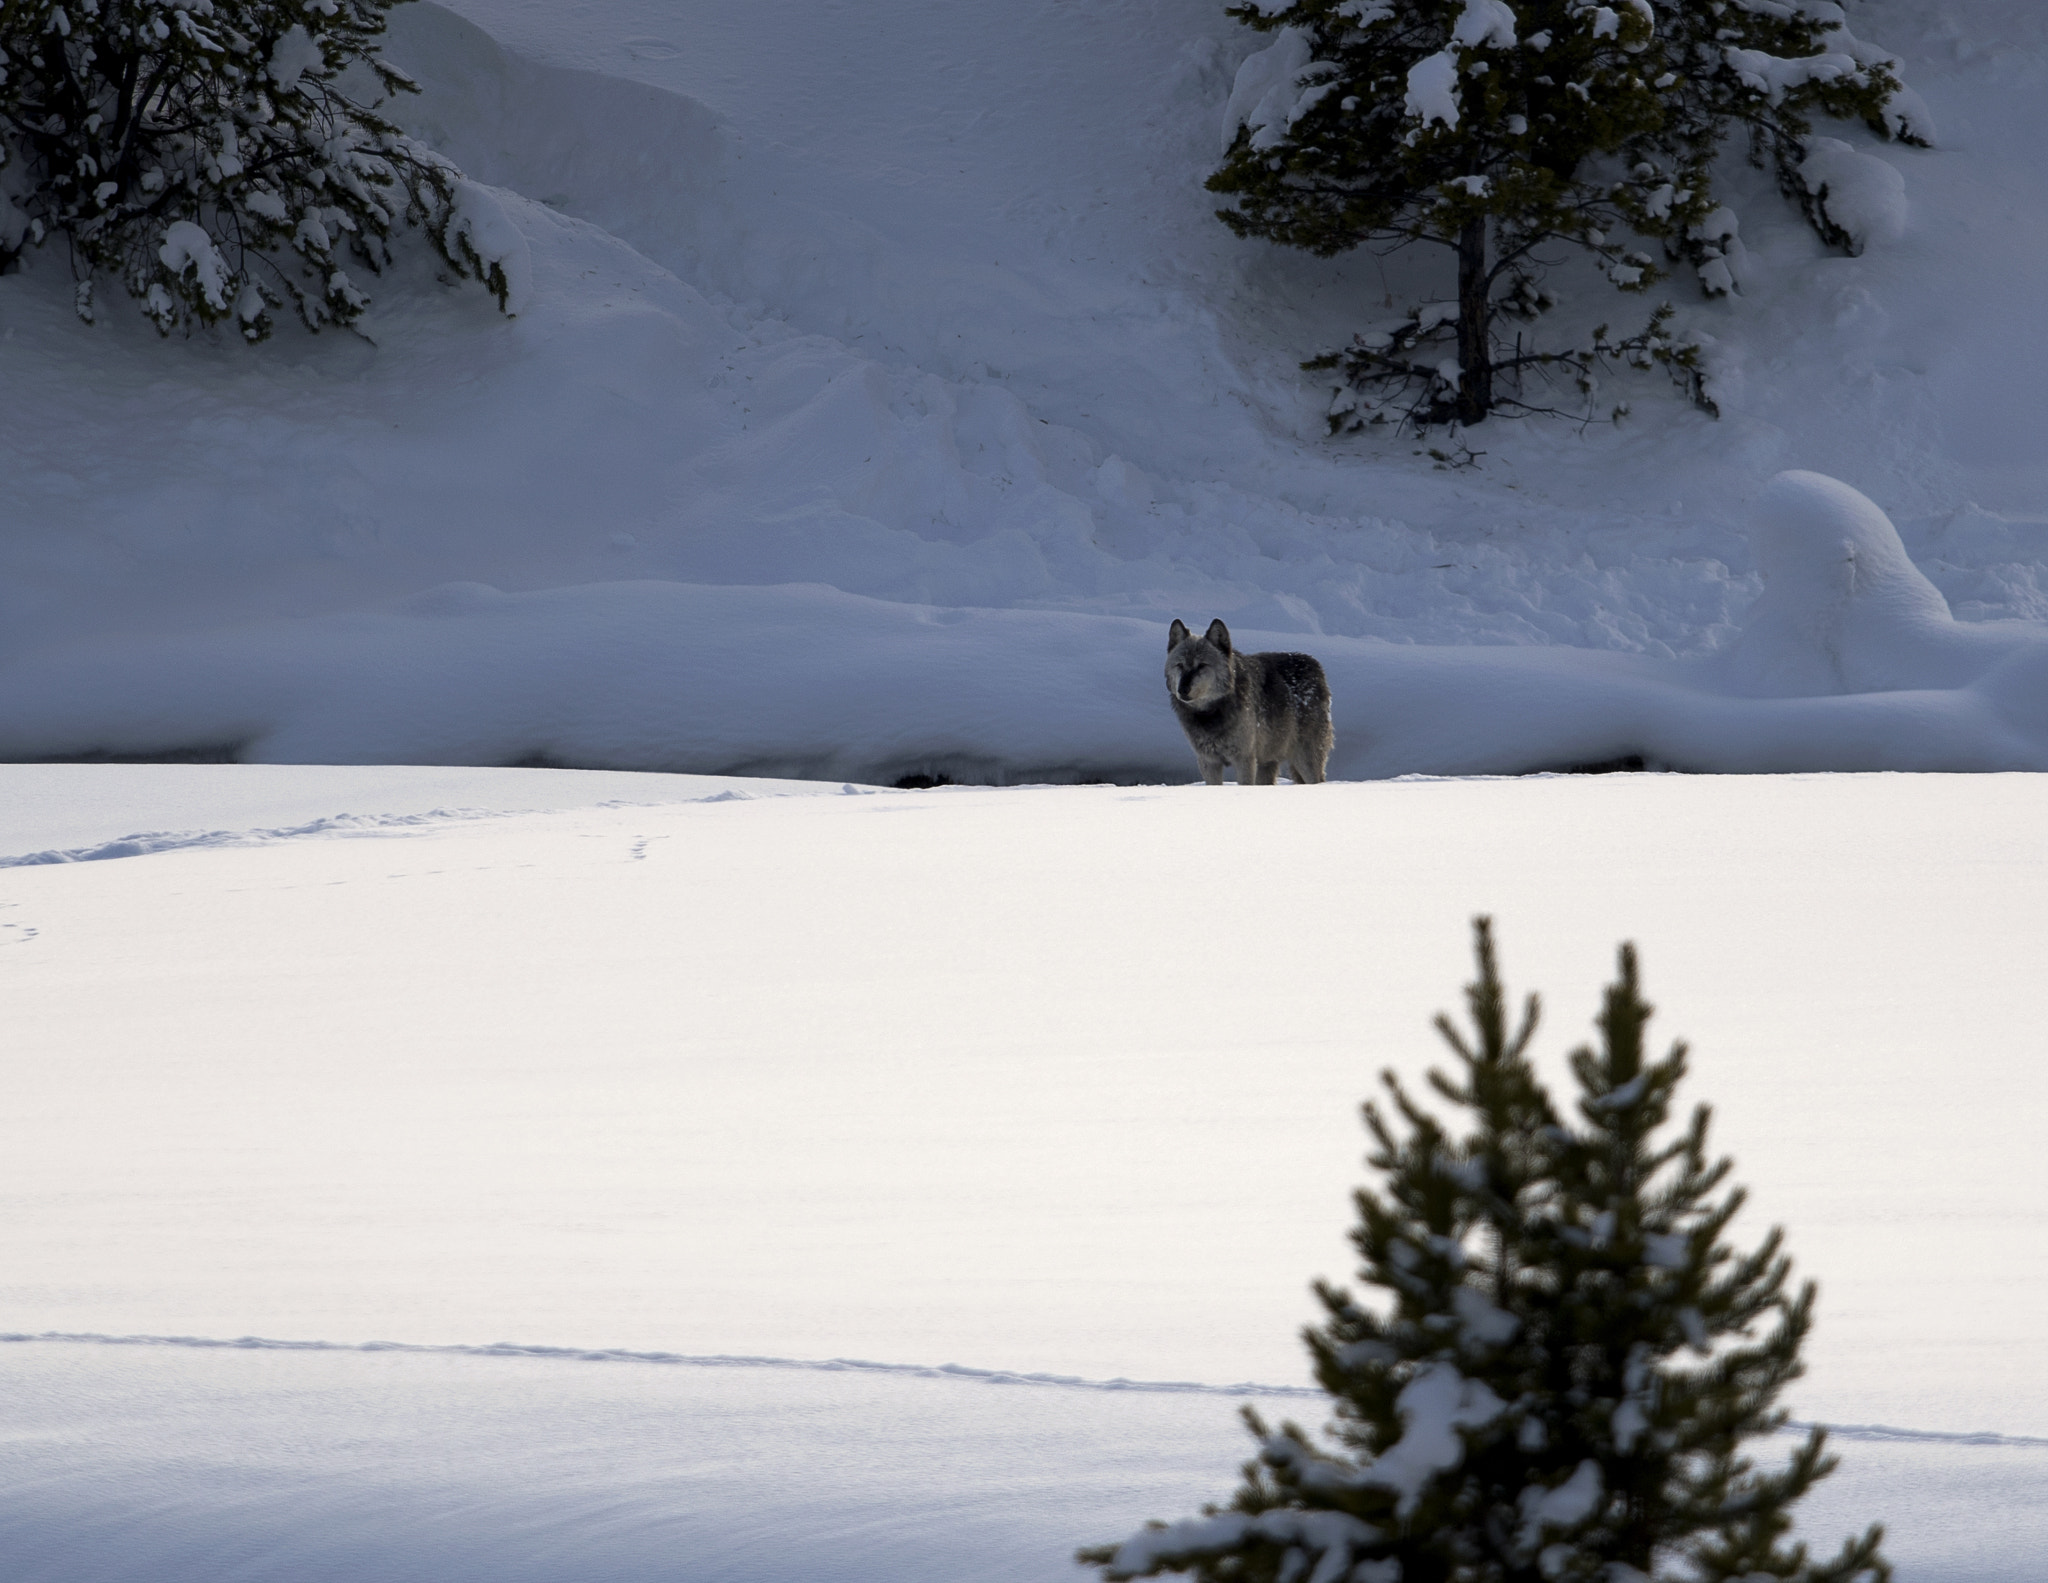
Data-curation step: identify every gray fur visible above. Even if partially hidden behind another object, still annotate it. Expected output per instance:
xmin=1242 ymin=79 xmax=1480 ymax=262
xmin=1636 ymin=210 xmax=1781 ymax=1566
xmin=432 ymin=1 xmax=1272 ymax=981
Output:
xmin=1164 ymin=617 xmax=1333 ymax=785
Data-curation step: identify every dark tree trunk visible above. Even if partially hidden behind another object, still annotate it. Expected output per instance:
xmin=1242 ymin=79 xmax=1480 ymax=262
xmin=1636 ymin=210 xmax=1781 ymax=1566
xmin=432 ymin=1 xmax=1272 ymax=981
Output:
xmin=1455 ymin=217 xmax=1492 ymax=425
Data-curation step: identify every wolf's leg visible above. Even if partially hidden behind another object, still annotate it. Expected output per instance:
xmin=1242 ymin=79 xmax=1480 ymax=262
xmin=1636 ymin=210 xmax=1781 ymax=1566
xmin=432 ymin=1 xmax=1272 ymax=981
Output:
xmin=1253 ymin=760 xmax=1279 ymax=785
xmin=1294 ymin=715 xmax=1333 ymax=784
xmin=1232 ymin=757 xmax=1257 ymax=786
xmin=1199 ymin=757 xmax=1227 ymax=786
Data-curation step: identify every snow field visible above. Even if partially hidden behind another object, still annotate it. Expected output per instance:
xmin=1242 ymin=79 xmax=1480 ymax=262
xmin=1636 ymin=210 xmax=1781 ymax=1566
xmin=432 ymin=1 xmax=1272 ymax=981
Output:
xmin=5 ymin=767 xmax=2046 ymax=1419
xmin=3 ymin=765 xmax=2047 ymax=1579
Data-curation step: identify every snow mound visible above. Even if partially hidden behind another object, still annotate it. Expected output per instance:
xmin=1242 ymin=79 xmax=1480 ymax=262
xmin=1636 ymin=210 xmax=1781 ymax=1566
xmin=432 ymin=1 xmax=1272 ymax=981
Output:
xmin=1799 ymin=138 xmax=1910 ymax=253
xmin=0 ymin=474 xmax=2042 ymax=779
xmin=1719 ymin=470 xmax=2039 ymax=697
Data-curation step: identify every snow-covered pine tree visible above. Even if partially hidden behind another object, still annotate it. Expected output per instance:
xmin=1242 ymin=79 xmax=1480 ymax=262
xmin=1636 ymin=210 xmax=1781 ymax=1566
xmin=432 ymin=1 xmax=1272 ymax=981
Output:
xmin=1080 ymin=919 xmax=1888 ymax=1583
xmin=1210 ymin=0 xmax=1928 ymax=430
xmin=1535 ymin=940 xmax=1887 ymax=1582
xmin=0 ymin=0 xmax=515 ymax=338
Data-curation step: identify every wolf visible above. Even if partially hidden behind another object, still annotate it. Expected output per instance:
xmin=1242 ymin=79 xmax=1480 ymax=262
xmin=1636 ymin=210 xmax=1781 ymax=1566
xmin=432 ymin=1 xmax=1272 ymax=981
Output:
xmin=1164 ymin=618 xmax=1332 ymax=785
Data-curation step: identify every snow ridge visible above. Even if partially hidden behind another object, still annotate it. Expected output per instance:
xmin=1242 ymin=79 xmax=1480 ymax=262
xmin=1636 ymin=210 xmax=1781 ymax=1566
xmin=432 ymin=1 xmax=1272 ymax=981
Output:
xmin=1809 ymin=1421 xmax=2048 ymax=1450
xmin=8 ymin=1331 xmax=2047 ymax=1448
xmin=0 ymin=1330 xmax=1321 ymax=1398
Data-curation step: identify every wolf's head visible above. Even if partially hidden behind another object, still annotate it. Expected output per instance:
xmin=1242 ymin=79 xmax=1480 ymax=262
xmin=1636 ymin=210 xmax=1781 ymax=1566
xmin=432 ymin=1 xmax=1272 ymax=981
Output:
xmin=1165 ymin=618 xmax=1235 ymax=708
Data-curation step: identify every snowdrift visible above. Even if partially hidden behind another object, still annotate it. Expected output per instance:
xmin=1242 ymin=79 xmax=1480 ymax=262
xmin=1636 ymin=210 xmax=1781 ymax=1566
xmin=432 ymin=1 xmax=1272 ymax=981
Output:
xmin=1 ymin=473 xmax=2042 ymax=779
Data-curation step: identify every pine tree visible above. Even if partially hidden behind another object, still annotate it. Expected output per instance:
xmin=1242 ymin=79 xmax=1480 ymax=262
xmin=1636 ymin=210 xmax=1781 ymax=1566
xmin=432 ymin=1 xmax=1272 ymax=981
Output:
xmin=1210 ymin=0 xmax=1927 ymax=429
xmin=0 ymin=0 xmax=514 ymax=338
xmin=1080 ymin=919 xmax=1888 ymax=1583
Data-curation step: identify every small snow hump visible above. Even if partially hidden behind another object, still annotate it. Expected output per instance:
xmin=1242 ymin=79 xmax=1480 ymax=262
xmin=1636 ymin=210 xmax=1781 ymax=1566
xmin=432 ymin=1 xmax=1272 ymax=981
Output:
xmin=1722 ymin=470 xmax=2031 ymax=699
xmin=1750 ymin=470 xmax=1944 ymax=617
xmin=1163 ymin=618 xmax=1332 ymax=785
xmin=1798 ymin=139 xmax=1908 ymax=254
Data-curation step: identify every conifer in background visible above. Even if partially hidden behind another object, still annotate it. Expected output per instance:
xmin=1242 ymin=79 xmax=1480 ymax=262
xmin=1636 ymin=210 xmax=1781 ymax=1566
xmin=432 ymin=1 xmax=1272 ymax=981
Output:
xmin=1210 ymin=0 xmax=1928 ymax=429
xmin=1081 ymin=919 xmax=1888 ymax=1583
xmin=0 ymin=0 xmax=513 ymax=337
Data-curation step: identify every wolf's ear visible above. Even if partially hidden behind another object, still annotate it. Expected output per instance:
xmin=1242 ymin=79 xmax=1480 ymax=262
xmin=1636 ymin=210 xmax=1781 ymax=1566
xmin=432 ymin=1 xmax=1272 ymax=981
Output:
xmin=1168 ymin=618 xmax=1189 ymax=648
xmin=1204 ymin=618 xmax=1232 ymax=654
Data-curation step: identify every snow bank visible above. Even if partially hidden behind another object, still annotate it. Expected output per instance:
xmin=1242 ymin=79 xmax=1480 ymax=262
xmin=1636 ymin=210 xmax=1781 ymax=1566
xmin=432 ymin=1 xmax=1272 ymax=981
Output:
xmin=0 ymin=582 xmax=1193 ymax=783
xmin=1 ymin=474 xmax=2042 ymax=779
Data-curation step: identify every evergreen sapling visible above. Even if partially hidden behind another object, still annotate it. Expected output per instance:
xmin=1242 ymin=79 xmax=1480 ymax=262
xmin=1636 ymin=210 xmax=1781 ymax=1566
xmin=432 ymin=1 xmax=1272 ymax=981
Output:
xmin=1081 ymin=919 xmax=1888 ymax=1583
xmin=1210 ymin=0 xmax=1930 ymax=430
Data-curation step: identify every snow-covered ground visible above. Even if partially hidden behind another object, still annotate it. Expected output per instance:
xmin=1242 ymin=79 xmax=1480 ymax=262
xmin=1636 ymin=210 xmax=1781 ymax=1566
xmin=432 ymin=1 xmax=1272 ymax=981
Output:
xmin=7 ymin=1340 xmax=2043 ymax=1583
xmin=4 ymin=766 xmax=2046 ymax=1578
xmin=6 ymin=0 xmax=2048 ymax=1572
